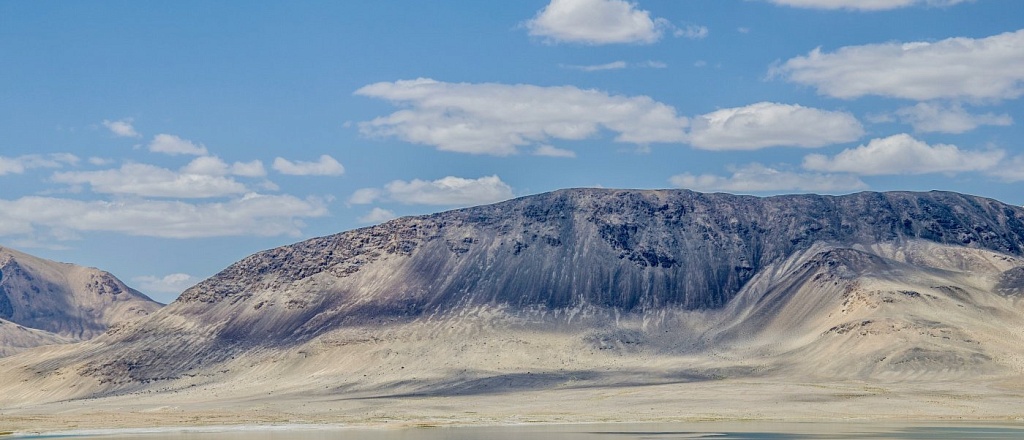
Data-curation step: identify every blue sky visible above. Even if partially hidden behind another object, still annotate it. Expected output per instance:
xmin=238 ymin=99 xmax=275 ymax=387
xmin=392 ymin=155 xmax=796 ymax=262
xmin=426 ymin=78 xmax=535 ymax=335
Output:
xmin=1 ymin=0 xmax=1022 ymax=303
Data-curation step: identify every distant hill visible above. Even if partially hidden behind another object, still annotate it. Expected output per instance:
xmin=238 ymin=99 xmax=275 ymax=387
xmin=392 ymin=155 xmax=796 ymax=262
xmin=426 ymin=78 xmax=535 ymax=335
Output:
xmin=0 ymin=245 xmax=162 ymax=355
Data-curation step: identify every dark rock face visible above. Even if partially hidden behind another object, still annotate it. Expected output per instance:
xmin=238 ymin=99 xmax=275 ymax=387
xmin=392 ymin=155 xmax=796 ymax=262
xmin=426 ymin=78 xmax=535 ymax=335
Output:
xmin=0 ymin=287 xmax=12 ymax=321
xmin=179 ymin=189 xmax=1024 ymax=315
xmin=995 ymin=267 xmax=1024 ymax=297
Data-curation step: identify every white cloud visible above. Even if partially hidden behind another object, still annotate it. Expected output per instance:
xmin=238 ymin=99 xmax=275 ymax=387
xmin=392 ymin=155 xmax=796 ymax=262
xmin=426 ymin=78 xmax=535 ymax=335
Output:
xmin=52 ymin=163 xmax=250 ymax=198
xmin=0 ymin=193 xmax=327 ymax=239
xmin=0 ymin=157 xmax=22 ymax=176
xmin=149 ymin=134 xmax=209 ymax=156
xmin=562 ymin=60 xmax=667 ymax=71
xmin=363 ymin=175 xmax=516 ymax=206
xmin=348 ymin=188 xmax=383 ymax=205
xmin=803 ymin=133 xmax=1005 ymax=175
xmin=272 ymin=155 xmax=345 ymax=176
xmin=765 ymin=0 xmax=973 ymax=10
xmin=181 ymin=156 xmax=231 ymax=176
xmin=102 ymin=118 xmax=141 ymax=138
xmin=774 ymin=29 xmax=1024 ymax=101
xmin=669 ymin=163 xmax=867 ymax=193
xmin=894 ymin=102 xmax=1013 ymax=133
xmin=132 ymin=273 xmax=198 ymax=296
xmin=676 ymin=24 xmax=708 ymax=40
xmin=182 ymin=156 xmax=268 ymax=177
xmin=989 ymin=155 xmax=1024 ymax=182
xmin=355 ymin=78 xmax=688 ymax=155
xmin=525 ymin=0 xmax=670 ymax=45
xmin=563 ymin=61 xmax=628 ymax=71
xmin=533 ymin=145 xmax=577 ymax=158
xmin=687 ymin=102 xmax=864 ymax=150
xmin=0 ymin=154 xmax=79 ymax=176
xmin=230 ymin=160 xmax=268 ymax=178
xmin=358 ymin=207 xmax=398 ymax=224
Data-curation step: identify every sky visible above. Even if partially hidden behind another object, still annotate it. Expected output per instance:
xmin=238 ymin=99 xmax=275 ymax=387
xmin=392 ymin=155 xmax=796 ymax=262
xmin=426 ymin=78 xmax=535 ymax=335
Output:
xmin=1 ymin=0 xmax=1023 ymax=303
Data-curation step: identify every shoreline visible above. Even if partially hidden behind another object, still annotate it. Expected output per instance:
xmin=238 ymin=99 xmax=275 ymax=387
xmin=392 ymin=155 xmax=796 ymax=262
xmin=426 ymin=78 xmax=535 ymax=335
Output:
xmin=6 ymin=414 xmax=1024 ymax=438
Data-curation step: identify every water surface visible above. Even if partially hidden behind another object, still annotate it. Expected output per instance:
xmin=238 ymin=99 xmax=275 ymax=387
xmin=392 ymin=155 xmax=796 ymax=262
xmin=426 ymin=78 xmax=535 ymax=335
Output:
xmin=14 ymin=422 xmax=1024 ymax=439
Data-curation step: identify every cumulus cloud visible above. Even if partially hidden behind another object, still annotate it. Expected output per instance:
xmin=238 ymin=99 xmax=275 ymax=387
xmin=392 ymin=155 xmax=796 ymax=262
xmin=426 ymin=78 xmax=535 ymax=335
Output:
xmin=149 ymin=134 xmax=209 ymax=156
xmin=562 ymin=61 xmax=628 ymax=71
xmin=894 ymin=102 xmax=1013 ymax=133
xmin=133 ymin=273 xmax=198 ymax=296
xmin=533 ymin=145 xmax=577 ymax=158
xmin=348 ymin=188 xmax=383 ymax=205
xmin=272 ymin=155 xmax=345 ymax=176
xmin=0 ymin=154 xmax=79 ymax=176
xmin=0 ymin=158 xmax=21 ymax=176
xmin=765 ymin=0 xmax=973 ymax=10
xmin=0 ymin=193 xmax=328 ymax=239
xmin=989 ymin=155 xmax=1024 ymax=182
xmin=669 ymin=163 xmax=867 ymax=193
xmin=676 ymin=24 xmax=708 ymax=40
xmin=561 ymin=60 xmax=667 ymax=71
xmin=352 ymin=175 xmax=514 ymax=207
xmin=230 ymin=160 xmax=268 ymax=178
xmin=358 ymin=207 xmax=398 ymax=224
xmin=803 ymin=133 xmax=1005 ymax=175
xmin=52 ymin=163 xmax=250 ymax=198
xmin=102 ymin=118 xmax=141 ymax=138
xmin=182 ymin=156 xmax=268 ymax=177
xmin=355 ymin=78 xmax=688 ymax=155
xmin=774 ymin=29 xmax=1024 ymax=101
xmin=525 ymin=0 xmax=670 ymax=45
xmin=386 ymin=175 xmax=514 ymax=206
xmin=687 ymin=102 xmax=864 ymax=150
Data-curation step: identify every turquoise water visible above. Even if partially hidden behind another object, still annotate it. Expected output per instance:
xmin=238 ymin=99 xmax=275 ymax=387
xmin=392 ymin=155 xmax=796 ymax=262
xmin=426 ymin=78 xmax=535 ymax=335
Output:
xmin=12 ymin=422 xmax=1024 ymax=439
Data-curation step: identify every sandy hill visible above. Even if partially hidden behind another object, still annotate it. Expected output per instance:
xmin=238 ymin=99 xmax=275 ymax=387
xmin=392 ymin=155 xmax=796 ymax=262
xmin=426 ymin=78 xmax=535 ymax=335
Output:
xmin=1 ymin=189 xmax=1023 ymax=428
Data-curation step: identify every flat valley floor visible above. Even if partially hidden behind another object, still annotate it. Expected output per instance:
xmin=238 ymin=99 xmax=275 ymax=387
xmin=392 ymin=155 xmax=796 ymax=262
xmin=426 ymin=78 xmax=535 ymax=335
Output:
xmin=3 ymin=377 xmax=1024 ymax=434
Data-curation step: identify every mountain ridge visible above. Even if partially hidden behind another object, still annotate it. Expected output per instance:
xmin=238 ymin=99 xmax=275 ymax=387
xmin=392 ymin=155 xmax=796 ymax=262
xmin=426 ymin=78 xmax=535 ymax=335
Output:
xmin=2 ymin=188 xmax=1024 ymax=420
xmin=178 ymin=188 xmax=1024 ymax=312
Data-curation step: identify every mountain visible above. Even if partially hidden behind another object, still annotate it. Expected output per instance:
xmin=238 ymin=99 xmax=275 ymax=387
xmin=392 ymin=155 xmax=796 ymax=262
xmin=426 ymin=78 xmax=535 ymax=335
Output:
xmin=2 ymin=189 xmax=1024 ymax=424
xmin=0 ymin=318 xmax=72 ymax=357
xmin=0 ymin=245 xmax=162 ymax=355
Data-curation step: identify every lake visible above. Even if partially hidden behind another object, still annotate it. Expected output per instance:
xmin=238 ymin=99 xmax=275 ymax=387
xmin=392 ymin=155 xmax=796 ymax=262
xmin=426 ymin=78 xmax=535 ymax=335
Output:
xmin=11 ymin=422 xmax=1024 ymax=439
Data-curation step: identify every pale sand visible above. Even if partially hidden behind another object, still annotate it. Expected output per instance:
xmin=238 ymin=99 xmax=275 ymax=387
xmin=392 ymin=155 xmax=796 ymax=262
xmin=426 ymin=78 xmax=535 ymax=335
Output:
xmin=4 ymin=377 xmax=1024 ymax=434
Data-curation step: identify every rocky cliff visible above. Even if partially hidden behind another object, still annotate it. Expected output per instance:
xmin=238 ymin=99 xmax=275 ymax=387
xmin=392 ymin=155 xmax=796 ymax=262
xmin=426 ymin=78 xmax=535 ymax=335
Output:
xmin=175 ymin=189 xmax=1024 ymax=322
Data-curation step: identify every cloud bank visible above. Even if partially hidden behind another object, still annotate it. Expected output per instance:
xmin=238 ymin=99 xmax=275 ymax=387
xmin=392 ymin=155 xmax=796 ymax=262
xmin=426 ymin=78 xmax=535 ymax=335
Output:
xmin=803 ymin=133 xmax=1004 ymax=175
xmin=775 ymin=29 xmax=1024 ymax=101
xmin=688 ymin=102 xmax=864 ymax=150
xmin=351 ymin=175 xmax=514 ymax=207
xmin=356 ymin=78 xmax=688 ymax=155
xmin=670 ymin=163 xmax=867 ymax=193
xmin=765 ymin=0 xmax=973 ymax=11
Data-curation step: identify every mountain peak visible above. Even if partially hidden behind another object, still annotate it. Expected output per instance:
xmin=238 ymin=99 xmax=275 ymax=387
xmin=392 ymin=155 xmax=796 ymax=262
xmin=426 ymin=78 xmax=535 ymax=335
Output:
xmin=0 ymin=245 xmax=162 ymax=345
